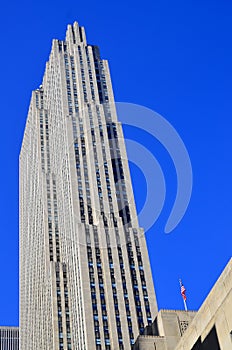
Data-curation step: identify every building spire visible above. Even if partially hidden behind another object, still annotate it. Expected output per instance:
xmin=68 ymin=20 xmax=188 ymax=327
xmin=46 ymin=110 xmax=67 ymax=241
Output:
xmin=66 ymin=22 xmax=87 ymax=45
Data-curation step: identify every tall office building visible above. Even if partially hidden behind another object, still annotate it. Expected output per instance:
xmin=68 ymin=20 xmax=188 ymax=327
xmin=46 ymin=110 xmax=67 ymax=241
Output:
xmin=20 ymin=22 xmax=157 ymax=350
xmin=0 ymin=327 xmax=19 ymax=350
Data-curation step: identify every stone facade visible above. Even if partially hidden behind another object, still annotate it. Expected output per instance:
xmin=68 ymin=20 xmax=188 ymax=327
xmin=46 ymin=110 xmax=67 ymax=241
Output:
xmin=20 ymin=22 xmax=157 ymax=350
xmin=174 ymin=258 xmax=232 ymax=350
xmin=134 ymin=310 xmax=196 ymax=350
xmin=134 ymin=258 xmax=232 ymax=350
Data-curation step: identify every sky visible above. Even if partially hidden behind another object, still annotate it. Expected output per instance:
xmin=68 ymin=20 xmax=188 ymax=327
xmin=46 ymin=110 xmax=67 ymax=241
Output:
xmin=0 ymin=0 xmax=232 ymax=326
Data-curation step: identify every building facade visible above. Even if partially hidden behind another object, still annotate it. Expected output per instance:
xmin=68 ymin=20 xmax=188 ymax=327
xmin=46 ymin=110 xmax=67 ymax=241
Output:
xmin=174 ymin=258 xmax=232 ymax=350
xmin=134 ymin=310 xmax=196 ymax=350
xmin=134 ymin=258 xmax=232 ymax=350
xmin=0 ymin=327 xmax=19 ymax=350
xmin=20 ymin=22 xmax=157 ymax=350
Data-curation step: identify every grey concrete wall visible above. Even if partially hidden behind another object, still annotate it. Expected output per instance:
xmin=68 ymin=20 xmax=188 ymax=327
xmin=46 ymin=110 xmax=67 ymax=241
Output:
xmin=174 ymin=258 xmax=232 ymax=350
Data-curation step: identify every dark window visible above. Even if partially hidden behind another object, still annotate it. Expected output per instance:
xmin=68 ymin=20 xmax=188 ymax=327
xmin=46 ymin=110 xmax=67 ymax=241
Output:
xmin=191 ymin=326 xmax=221 ymax=350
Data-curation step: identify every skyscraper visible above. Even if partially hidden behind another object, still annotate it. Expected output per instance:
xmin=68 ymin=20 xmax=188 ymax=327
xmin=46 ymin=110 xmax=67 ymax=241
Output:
xmin=0 ymin=327 xmax=19 ymax=350
xmin=20 ymin=22 xmax=157 ymax=350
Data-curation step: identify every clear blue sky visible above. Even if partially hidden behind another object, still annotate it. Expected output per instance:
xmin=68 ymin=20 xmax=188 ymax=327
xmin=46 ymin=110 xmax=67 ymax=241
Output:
xmin=0 ymin=0 xmax=231 ymax=326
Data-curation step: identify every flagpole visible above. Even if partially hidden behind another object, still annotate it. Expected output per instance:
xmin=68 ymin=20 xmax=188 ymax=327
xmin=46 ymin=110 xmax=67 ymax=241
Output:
xmin=183 ymin=298 xmax=188 ymax=311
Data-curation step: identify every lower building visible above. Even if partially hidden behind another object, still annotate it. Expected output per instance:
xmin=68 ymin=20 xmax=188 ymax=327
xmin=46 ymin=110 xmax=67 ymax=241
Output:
xmin=134 ymin=258 xmax=232 ymax=350
xmin=134 ymin=310 xmax=196 ymax=350
xmin=175 ymin=258 xmax=232 ymax=350
xmin=0 ymin=327 xmax=19 ymax=350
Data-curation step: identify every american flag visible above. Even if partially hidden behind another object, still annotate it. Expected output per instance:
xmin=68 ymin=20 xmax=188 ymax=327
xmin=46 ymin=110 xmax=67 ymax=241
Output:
xmin=179 ymin=279 xmax=187 ymax=301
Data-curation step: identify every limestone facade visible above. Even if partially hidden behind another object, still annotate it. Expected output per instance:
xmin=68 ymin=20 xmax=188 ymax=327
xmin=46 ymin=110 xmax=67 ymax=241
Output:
xmin=20 ymin=22 xmax=157 ymax=350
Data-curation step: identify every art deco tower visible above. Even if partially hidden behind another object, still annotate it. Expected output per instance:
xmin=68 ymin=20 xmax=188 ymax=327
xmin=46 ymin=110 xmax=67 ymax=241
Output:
xmin=20 ymin=22 xmax=157 ymax=350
